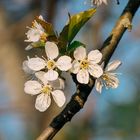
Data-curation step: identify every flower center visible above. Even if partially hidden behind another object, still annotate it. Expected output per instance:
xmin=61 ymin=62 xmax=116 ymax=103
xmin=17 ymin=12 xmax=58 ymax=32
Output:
xmin=102 ymin=73 xmax=115 ymax=88
xmin=102 ymin=73 xmax=109 ymax=81
xmin=40 ymin=33 xmax=47 ymax=42
xmin=47 ymin=60 xmax=55 ymax=70
xmin=80 ymin=60 xmax=89 ymax=69
xmin=41 ymin=85 xmax=52 ymax=94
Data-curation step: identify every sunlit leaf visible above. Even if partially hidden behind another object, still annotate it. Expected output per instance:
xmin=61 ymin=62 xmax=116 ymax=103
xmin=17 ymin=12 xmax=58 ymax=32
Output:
xmin=68 ymin=8 xmax=96 ymax=43
xmin=58 ymin=24 xmax=69 ymax=49
xmin=59 ymin=8 xmax=96 ymax=48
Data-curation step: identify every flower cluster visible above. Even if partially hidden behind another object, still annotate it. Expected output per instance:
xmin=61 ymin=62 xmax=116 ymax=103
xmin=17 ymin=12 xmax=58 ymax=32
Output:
xmin=23 ymin=41 xmax=72 ymax=112
xmin=23 ymin=16 xmax=121 ymax=112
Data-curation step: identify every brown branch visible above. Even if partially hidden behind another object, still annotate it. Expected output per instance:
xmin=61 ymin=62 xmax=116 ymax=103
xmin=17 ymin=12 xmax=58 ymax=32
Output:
xmin=101 ymin=0 xmax=140 ymax=64
xmin=36 ymin=0 xmax=140 ymax=140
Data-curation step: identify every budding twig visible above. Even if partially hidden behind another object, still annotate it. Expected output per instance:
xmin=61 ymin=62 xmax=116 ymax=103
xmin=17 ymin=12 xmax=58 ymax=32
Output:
xmin=37 ymin=0 xmax=140 ymax=139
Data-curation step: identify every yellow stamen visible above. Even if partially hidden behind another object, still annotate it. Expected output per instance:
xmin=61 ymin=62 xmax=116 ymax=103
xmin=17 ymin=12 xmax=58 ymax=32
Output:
xmin=102 ymin=74 xmax=109 ymax=81
xmin=32 ymin=21 xmax=36 ymax=28
xmin=40 ymin=33 xmax=47 ymax=42
xmin=47 ymin=60 xmax=55 ymax=70
xmin=41 ymin=85 xmax=52 ymax=94
xmin=80 ymin=60 xmax=89 ymax=69
xmin=102 ymin=73 xmax=115 ymax=88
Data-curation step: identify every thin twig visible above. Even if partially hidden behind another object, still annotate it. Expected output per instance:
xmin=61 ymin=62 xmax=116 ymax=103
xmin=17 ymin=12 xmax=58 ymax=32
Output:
xmin=37 ymin=0 xmax=140 ymax=140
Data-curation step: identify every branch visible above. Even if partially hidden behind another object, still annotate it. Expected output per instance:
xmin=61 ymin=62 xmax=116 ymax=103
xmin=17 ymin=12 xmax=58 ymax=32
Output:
xmin=37 ymin=1 xmax=140 ymax=140
xmin=101 ymin=0 xmax=140 ymax=64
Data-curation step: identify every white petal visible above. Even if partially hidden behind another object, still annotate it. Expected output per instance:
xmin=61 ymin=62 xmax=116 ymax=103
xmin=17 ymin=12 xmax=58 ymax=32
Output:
xmin=35 ymin=93 xmax=51 ymax=112
xmin=45 ymin=42 xmax=59 ymax=59
xmin=51 ymin=90 xmax=66 ymax=107
xmin=74 ymin=46 xmax=86 ymax=60
xmin=56 ymin=56 xmax=72 ymax=71
xmin=22 ymin=60 xmax=34 ymax=74
xmin=28 ymin=57 xmax=46 ymax=71
xmin=58 ymin=78 xmax=65 ymax=89
xmin=93 ymin=0 xmax=107 ymax=6
xmin=77 ymin=69 xmax=89 ymax=84
xmin=95 ymin=78 xmax=103 ymax=93
xmin=71 ymin=60 xmax=80 ymax=74
xmin=44 ymin=70 xmax=58 ymax=81
xmin=35 ymin=71 xmax=48 ymax=85
xmin=25 ymin=28 xmax=41 ymax=42
xmin=101 ymin=62 xmax=105 ymax=69
xmin=24 ymin=80 xmax=42 ymax=95
xmin=38 ymin=15 xmax=44 ymax=20
xmin=49 ymin=78 xmax=65 ymax=90
xmin=93 ymin=0 xmax=102 ymax=6
xmin=105 ymin=60 xmax=122 ymax=72
xmin=25 ymin=44 xmax=33 ymax=50
xmin=88 ymin=50 xmax=102 ymax=64
xmin=33 ymin=21 xmax=44 ymax=31
xmin=106 ymin=73 xmax=119 ymax=88
xmin=88 ymin=64 xmax=103 ymax=78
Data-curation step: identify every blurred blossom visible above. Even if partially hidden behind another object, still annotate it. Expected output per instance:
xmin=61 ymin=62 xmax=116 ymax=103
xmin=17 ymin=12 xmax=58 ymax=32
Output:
xmin=1 ymin=0 xmax=32 ymax=21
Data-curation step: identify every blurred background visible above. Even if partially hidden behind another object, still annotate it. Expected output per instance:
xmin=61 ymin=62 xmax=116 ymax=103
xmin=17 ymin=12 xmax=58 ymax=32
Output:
xmin=0 ymin=0 xmax=140 ymax=140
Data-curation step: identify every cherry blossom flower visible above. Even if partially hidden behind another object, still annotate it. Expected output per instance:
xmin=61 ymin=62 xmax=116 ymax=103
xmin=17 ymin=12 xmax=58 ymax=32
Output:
xmin=22 ymin=58 xmax=35 ymax=74
xmin=24 ymin=71 xmax=66 ymax=112
xmin=93 ymin=0 xmax=108 ymax=6
xmin=25 ymin=16 xmax=47 ymax=43
xmin=95 ymin=60 xmax=122 ymax=93
xmin=71 ymin=46 xmax=103 ymax=84
xmin=27 ymin=41 xmax=72 ymax=81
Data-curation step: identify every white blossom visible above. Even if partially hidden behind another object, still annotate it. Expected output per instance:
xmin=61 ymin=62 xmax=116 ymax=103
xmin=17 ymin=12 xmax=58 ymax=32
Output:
xmin=24 ymin=71 xmax=66 ymax=112
xmin=27 ymin=41 xmax=72 ymax=81
xmin=71 ymin=46 xmax=103 ymax=84
xmin=22 ymin=60 xmax=35 ymax=74
xmin=95 ymin=60 xmax=122 ymax=93
xmin=25 ymin=16 xmax=46 ymax=43
xmin=93 ymin=0 xmax=108 ymax=6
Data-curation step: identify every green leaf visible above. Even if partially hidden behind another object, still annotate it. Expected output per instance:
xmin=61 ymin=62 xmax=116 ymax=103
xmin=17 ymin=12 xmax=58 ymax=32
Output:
xmin=59 ymin=8 xmax=96 ymax=47
xmin=68 ymin=8 xmax=96 ymax=43
xmin=35 ymin=17 xmax=56 ymax=37
xmin=32 ymin=41 xmax=45 ymax=48
xmin=67 ymin=41 xmax=85 ymax=53
xmin=58 ymin=24 xmax=69 ymax=49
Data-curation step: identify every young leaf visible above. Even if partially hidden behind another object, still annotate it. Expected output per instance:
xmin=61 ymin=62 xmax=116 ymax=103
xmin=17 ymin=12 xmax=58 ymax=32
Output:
xmin=59 ymin=8 xmax=96 ymax=47
xmin=58 ymin=24 xmax=69 ymax=49
xmin=67 ymin=41 xmax=85 ymax=53
xmin=68 ymin=8 xmax=96 ymax=43
xmin=35 ymin=17 xmax=56 ymax=37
